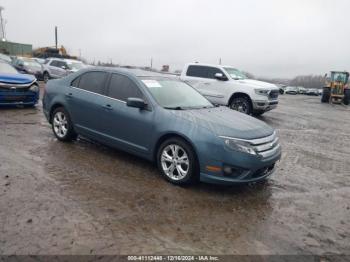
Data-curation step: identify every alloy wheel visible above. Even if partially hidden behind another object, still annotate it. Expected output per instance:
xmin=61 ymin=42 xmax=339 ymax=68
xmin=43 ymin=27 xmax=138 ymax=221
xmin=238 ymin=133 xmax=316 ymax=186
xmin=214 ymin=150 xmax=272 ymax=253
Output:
xmin=53 ymin=111 xmax=68 ymax=138
xmin=161 ymin=144 xmax=190 ymax=181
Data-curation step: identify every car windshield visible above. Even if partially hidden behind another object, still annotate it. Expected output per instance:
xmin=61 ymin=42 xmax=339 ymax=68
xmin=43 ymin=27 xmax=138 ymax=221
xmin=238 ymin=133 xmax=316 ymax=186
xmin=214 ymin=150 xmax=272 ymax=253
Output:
xmin=0 ymin=62 xmax=18 ymax=74
xmin=67 ymin=62 xmax=85 ymax=70
xmin=223 ymin=67 xmax=247 ymax=80
xmin=142 ymin=78 xmax=213 ymax=109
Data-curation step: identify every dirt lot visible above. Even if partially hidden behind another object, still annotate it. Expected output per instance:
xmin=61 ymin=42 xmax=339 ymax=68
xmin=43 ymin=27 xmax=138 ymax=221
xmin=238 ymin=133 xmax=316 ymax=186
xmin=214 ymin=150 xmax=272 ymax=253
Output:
xmin=0 ymin=88 xmax=350 ymax=255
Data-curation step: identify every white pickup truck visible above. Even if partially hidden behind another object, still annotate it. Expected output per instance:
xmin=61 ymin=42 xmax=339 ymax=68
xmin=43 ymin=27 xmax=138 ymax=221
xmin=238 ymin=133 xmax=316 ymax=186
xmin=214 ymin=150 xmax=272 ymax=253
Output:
xmin=180 ymin=63 xmax=279 ymax=115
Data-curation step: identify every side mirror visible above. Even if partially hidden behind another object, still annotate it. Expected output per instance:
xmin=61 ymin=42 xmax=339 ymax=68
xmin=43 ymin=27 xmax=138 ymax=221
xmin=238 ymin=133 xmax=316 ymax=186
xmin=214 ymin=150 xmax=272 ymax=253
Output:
xmin=61 ymin=65 xmax=68 ymax=70
xmin=214 ymin=73 xmax=227 ymax=81
xmin=126 ymin=97 xmax=147 ymax=109
xmin=18 ymin=63 xmax=24 ymax=68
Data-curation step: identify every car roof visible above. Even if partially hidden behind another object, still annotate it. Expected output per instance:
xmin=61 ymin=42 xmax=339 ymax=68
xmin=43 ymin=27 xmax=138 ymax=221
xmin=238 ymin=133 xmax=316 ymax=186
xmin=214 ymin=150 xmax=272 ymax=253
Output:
xmin=85 ymin=66 xmax=177 ymax=78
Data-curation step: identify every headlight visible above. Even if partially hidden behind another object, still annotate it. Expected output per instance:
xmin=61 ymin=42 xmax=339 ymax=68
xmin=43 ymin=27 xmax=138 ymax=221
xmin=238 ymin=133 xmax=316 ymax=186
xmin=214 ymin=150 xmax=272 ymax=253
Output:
xmin=29 ymin=84 xmax=39 ymax=92
xmin=255 ymin=89 xmax=270 ymax=96
xmin=220 ymin=136 xmax=256 ymax=155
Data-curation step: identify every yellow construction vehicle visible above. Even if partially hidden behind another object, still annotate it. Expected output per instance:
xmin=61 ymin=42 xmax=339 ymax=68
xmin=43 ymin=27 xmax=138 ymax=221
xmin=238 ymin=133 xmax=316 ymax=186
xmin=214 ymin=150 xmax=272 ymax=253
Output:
xmin=32 ymin=45 xmax=77 ymax=59
xmin=321 ymin=71 xmax=349 ymax=105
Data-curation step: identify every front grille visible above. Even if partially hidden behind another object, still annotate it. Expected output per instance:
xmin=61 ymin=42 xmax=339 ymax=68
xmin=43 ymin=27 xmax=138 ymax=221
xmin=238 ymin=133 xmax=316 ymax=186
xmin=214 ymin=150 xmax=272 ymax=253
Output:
xmin=269 ymin=90 xmax=279 ymax=99
xmin=246 ymin=132 xmax=281 ymax=158
xmin=0 ymin=87 xmax=30 ymax=92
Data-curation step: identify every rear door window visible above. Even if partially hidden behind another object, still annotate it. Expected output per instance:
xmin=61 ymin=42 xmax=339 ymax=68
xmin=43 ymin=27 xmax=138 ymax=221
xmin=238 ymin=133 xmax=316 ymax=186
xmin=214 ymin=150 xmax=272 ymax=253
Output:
xmin=107 ymin=74 xmax=144 ymax=101
xmin=76 ymin=71 xmax=108 ymax=95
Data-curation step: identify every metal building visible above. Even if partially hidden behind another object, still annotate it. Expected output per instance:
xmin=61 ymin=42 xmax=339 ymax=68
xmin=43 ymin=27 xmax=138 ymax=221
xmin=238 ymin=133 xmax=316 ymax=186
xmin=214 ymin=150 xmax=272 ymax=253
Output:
xmin=0 ymin=40 xmax=32 ymax=56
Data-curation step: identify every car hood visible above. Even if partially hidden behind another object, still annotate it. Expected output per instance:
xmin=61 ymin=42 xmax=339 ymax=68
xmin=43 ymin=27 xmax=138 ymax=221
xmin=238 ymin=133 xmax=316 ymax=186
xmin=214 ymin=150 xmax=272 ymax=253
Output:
xmin=0 ymin=73 xmax=36 ymax=84
xmin=170 ymin=106 xmax=274 ymax=139
xmin=237 ymin=79 xmax=278 ymax=90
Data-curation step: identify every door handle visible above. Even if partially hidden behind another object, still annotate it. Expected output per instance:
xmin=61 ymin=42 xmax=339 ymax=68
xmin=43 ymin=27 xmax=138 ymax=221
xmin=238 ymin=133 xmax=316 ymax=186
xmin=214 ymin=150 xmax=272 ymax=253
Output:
xmin=102 ymin=104 xmax=113 ymax=110
xmin=204 ymin=82 xmax=211 ymax=85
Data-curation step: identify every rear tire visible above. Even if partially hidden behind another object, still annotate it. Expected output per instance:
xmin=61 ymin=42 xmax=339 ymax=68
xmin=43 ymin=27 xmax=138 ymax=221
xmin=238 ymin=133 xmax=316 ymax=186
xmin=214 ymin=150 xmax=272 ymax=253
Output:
xmin=51 ymin=107 xmax=77 ymax=142
xmin=229 ymin=96 xmax=252 ymax=115
xmin=157 ymin=138 xmax=198 ymax=185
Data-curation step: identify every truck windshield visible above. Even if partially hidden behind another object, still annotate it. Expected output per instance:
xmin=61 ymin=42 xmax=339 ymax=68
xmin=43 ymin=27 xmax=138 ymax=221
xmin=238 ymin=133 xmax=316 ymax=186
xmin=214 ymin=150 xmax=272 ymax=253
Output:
xmin=142 ymin=78 xmax=213 ymax=109
xmin=224 ymin=67 xmax=247 ymax=80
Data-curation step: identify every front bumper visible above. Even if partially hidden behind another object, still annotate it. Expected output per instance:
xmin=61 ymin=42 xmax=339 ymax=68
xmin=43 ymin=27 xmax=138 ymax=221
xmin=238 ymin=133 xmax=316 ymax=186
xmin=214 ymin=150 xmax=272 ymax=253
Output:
xmin=252 ymin=100 xmax=278 ymax=112
xmin=0 ymin=90 xmax=39 ymax=106
xmin=197 ymin=133 xmax=282 ymax=185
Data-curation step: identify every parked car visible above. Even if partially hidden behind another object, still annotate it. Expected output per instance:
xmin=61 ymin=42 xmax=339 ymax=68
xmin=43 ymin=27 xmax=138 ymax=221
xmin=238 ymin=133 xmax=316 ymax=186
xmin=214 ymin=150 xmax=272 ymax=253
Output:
xmin=43 ymin=68 xmax=281 ymax=185
xmin=278 ymin=85 xmax=286 ymax=95
xmin=306 ymin=89 xmax=319 ymax=96
xmin=180 ymin=63 xmax=279 ymax=116
xmin=285 ymin=86 xmax=298 ymax=95
xmin=297 ymin=87 xmax=307 ymax=94
xmin=42 ymin=58 xmax=87 ymax=83
xmin=0 ymin=60 xmax=39 ymax=106
xmin=0 ymin=53 xmax=12 ymax=64
xmin=65 ymin=59 xmax=88 ymax=73
xmin=32 ymin=58 xmax=46 ymax=64
xmin=12 ymin=57 xmax=44 ymax=80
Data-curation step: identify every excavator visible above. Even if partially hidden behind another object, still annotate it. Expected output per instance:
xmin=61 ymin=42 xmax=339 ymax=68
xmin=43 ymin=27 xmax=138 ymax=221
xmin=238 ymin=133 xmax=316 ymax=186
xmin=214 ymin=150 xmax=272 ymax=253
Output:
xmin=321 ymin=71 xmax=349 ymax=105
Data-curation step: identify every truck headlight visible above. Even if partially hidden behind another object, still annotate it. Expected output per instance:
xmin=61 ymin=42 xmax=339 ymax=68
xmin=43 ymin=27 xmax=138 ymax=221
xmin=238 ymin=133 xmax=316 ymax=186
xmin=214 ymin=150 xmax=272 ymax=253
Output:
xmin=220 ymin=136 xmax=256 ymax=155
xmin=255 ymin=89 xmax=270 ymax=96
xmin=29 ymin=84 xmax=39 ymax=92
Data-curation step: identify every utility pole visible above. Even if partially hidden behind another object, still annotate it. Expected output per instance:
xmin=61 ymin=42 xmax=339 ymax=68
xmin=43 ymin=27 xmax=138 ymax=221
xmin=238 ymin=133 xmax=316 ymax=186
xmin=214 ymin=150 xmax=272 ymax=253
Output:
xmin=150 ymin=57 xmax=153 ymax=69
xmin=219 ymin=58 xmax=222 ymax=65
xmin=55 ymin=26 xmax=58 ymax=50
xmin=0 ymin=6 xmax=6 ymax=41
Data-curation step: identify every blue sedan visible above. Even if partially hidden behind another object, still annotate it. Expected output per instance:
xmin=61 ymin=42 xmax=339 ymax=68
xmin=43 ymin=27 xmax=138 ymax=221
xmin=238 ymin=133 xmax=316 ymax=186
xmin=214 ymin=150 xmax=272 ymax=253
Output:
xmin=43 ymin=68 xmax=281 ymax=185
xmin=0 ymin=61 xmax=40 ymax=106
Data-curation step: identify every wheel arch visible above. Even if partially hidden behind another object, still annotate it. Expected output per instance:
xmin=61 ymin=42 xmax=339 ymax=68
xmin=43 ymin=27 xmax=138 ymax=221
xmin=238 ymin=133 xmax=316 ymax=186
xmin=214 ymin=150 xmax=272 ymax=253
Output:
xmin=228 ymin=92 xmax=253 ymax=108
xmin=153 ymin=132 xmax=200 ymax=166
xmin=49 ymin=103 xmax=65 ymax=124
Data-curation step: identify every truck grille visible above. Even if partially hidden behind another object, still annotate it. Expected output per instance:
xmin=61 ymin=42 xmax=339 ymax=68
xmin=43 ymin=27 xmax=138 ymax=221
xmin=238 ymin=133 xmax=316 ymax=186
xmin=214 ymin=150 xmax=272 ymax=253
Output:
xmin=269 ymin=90 xmax=279 ymax=99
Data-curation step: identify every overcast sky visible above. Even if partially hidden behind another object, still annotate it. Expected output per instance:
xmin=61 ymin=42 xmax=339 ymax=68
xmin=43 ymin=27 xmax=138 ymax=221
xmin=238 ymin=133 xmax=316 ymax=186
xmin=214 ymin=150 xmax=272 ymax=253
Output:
xmin=2 ymin=0 xmax=350 ymax=78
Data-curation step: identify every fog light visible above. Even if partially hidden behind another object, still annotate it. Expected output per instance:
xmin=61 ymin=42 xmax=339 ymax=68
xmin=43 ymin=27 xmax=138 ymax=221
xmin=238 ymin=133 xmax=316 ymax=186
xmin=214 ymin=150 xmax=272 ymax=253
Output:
xmin=223 ymin=165 xmax=246 ymax=177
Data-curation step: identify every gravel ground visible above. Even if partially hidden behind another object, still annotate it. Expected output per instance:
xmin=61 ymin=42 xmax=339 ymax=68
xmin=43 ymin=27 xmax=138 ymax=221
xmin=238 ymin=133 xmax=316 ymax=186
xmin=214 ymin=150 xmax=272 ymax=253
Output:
xmin=0 ymin=89 xmax=349 ymax=255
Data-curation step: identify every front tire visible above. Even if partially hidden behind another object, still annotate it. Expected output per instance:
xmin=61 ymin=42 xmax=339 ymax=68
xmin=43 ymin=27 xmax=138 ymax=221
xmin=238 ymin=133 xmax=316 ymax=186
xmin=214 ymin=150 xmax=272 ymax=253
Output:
xmin=229 ymin=96 xmax=252 ymax=115
xmin=321 ymin=87 xmax=330 ymax=103
xmin=51 ymin=107 xmax=77 ymax=142
xmin=157 ymin=138 xmax=198 ymax=185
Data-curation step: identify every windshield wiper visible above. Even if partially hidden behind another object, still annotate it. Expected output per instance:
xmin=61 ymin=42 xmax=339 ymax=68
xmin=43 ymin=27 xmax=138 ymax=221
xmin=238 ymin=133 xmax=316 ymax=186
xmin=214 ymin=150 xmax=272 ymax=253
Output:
xmin=164 ymin=106 xmax=184 ymax=110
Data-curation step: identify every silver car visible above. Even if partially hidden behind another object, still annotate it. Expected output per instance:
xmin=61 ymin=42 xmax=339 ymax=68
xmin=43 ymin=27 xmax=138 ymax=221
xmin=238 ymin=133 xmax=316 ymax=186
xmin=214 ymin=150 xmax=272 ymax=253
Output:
xmin=42 ymin=58 xmax=87 ymax=82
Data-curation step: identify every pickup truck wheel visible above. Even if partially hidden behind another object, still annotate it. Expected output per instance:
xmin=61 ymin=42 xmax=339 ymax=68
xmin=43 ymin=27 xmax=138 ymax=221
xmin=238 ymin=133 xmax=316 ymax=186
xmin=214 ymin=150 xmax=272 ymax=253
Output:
xmin=229 ymin=97 xmax=252 ymax=115
xmin=43 ymin=72 xmax=50 ymax=83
